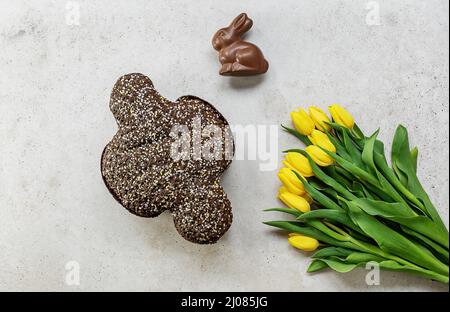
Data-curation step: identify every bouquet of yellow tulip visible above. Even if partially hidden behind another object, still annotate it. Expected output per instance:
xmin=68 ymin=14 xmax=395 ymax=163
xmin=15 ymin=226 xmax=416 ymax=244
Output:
xmin=265 ymin=105 xmax=449 ymax=283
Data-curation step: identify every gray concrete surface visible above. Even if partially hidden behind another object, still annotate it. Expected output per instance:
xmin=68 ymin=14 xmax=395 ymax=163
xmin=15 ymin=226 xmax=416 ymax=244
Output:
xmin=0 ymin=0 xmax=448 ymax=291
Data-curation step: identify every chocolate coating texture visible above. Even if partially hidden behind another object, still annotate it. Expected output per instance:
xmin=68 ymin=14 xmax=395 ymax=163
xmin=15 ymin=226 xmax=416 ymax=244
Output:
xmin=101 ymin=73 xmax=233 ymax=244
xmin=212 ymin=13 xmax=269 ymax=76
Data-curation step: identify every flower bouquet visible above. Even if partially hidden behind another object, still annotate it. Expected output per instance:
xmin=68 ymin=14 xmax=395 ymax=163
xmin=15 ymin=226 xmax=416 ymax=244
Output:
xmin=265 ymin=105 xmax=449 ymax=283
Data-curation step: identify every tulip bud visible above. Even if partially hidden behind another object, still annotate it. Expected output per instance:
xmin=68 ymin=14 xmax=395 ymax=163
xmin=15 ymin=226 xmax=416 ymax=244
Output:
xmin=308 ymin=106 xmax=331 ymax=132
xmin=279 ymin=186 xmax=313 ymax=204
xmin=302 ymin=192 xmax=313 ymax=204
xmin=305 ymin=145 xmax=334 ymax=167
xmin=277 ymin=167 xmax=305 ymax=195
xmin=290 ymin=109 xmax=315 ymax=136
xmin=288 ymin=234 xmax=319 ymax=251
xmin=329 ymin=104 xmax=354 ymax=129
xmin=283 ymin=152 xmax=314 ymax=177
xmin=278 ymin=191 xmax=311 ymax=212
xmin=278 ymin=186 xmax=289 ymax=196
xmin=308 ymin=130 xmax=336 ymax=153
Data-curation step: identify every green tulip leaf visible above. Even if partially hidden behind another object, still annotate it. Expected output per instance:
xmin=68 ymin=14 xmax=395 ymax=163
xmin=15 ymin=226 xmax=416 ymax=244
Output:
xmin=351 ymin=182 xmax=377 ymax=200
xmin=352 ymin=123 xmax=366 ymax=140
xmin=322 ymin=129 xmax=352 ymax=161
xmin=345 ymin=252 xmax=386 ymax=264
xmin=401 ymin=226 xmax=449 ymax=262
xmin=322 ymin=188 xmax=340 ymax=201
xmin=307 ymin=260 xmax=329 ymax=273
xmin=361 ymin=131 xmax=408 ymax=205
xmin=297 ymin=210 xmax=363 ymax=235
xmin=334 ymin=166 xmax=354 ymax=181
xmin=352 ymin=198 xmax=414 ymax=218
xmin=328 ymin=122 xmax=365 ymax=149
xmin=324 ymin=150 xmax=381 ymax=188
xmin=347 ymin=202 xmax=449 ymax=275
xmin=312 ymin=247 xmax=355 ymax=259
xmin=307 ymin=177 xmax=328 ymax=191
xmin=410 ymin=146 xmax=418 ymax=174
xmin=373 ymin=140 xmax=429 ymax=215
xmin=361 ymin=129 xmax=379 ymax=175
xmin=317 ymin=258 xmax=359 ymax=273
xmin=378 ymin=260 xmax=449 ymax=283
xmin=342 ymin=130 xmax=365 ymax=168
xmin=297 ymin=150 xmax=356 ymax=201
xmin=324 ymin=166 xmax=353 ymax=190
xmin=309 ymin=257 xmax=449 ymax=283
xmin=281 ymin=125 xmax=311 ymax=146
xmin=264 ymin=208 xmax=302 ymax=218
xmin=391 ymin=125 xmax=447 ymax=233
xmin=292 ymin=171 xmax=343 ymax=211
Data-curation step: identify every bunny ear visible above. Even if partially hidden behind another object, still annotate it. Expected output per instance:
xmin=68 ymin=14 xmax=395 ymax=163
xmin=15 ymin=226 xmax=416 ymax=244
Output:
xmin=231 ymin=13 xmax=247 ymax=27
xmin=231 ymin=13 xmax=252 ymax=35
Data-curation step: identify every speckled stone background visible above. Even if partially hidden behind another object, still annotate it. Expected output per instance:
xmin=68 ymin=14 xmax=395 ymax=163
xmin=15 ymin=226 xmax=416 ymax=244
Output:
xmin=0 ymin=0 xmax=448 ymax=291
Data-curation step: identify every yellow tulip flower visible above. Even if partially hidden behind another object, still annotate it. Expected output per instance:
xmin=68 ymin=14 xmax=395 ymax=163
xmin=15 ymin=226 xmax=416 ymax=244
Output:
xmin=308 ymin=106 xmax=331 ymax=132
xmin=283 ymin=152 xmax=314 ymax=177
xmin=279 ymin=186 xmax=313 ymax=204
xmin=302 ymin=192 xmax=313 ymax=204
xmin=278 ymin=186 xmax=289 ymax=196
xmin=277 ymin=167 xmax=305 ymax=195
xmin=329 ymin=104 xmax=355 ymax=129
xmin=308 ymin=130 xmax=336 ymax=153
xmin=288 ymin=234 xmax=319 ymax=251
xmin=305 ymin=145 xmax=334 ymax=167
xmin=278 ymin=191 xmax=311 ymax=212
xmin=290 ymin=109 xmax=315 ymax=136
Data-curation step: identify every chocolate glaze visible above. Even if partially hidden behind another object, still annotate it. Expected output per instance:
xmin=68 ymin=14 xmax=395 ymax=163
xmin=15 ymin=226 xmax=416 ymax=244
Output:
xmin=101 ymin=73 xmax=234 ymax=244
xmin=212 ymin=13 xmax=269 ymax=76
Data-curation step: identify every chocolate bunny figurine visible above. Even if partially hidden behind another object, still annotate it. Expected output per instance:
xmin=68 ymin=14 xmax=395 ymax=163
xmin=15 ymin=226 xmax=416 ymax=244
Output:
xmin=212 ymin=13 xmax=269 ymax=76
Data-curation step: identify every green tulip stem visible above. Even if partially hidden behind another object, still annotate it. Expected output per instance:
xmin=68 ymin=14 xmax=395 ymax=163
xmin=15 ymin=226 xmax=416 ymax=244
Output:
xmin=323 ymin=222 xmax=348 ymax=236
xmin=350 ymin=123 xmax=365 ymax=141
xmin=349 ymin=128 xmax=360 ymax=140
xmin=307 ymin=220 xmax=350 ymax=242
